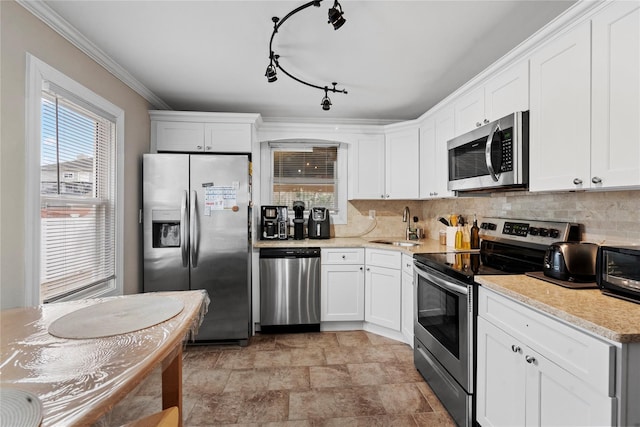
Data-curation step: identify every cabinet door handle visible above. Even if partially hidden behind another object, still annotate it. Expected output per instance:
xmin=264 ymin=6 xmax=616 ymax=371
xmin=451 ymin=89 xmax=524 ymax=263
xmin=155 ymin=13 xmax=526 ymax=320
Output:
xmin=511 ymin=345 xmax=521 ymax=353
xmin=525 ymin=355 xmax=536 ymax=364
xmin=573 ymin=178 xmax=583 ymax=185
xmin=592 ymin=176 xmax=602 ymax=184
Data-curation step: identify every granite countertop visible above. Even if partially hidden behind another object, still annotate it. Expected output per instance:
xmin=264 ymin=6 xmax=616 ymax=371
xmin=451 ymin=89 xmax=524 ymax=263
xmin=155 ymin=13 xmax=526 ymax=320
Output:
xmin=475 ymin=275 xmax=640 ymax=344
xmin=253 ymin=236 xmax=447 ymax=255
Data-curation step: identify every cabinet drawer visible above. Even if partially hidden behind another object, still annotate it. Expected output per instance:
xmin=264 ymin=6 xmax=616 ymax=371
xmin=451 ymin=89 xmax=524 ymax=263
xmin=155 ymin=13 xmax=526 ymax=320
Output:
xmin=401 ymin=253 xmax=414 ymax=275
xmin=321 ymin=248 xmax=365 ymax=265
xmin=478 ymin=287 xmax=615 ymax=395
xmin=365 ymin=248 xmax=401 ymax=270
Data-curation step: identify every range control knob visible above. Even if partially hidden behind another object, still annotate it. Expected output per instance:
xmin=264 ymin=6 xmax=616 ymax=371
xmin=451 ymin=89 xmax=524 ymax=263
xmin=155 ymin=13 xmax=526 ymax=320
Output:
xmin=539 ymin=228 xmax=549 ymax=237
xmin=549 ymin=229 xmax=560 ymax=238
xmin=529 ymin=227 xmax=539 ymax=236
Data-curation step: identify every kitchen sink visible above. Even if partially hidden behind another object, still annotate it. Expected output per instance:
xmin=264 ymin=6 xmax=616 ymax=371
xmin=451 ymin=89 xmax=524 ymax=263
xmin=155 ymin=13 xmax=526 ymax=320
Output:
xmin=370 ymin=239 xmax=420 ymax=247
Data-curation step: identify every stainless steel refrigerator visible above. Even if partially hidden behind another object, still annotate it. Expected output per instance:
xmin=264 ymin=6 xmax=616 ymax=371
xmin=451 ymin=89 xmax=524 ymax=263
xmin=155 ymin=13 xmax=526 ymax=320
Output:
xmin=142 ymin=153 xmax=251 ymax=344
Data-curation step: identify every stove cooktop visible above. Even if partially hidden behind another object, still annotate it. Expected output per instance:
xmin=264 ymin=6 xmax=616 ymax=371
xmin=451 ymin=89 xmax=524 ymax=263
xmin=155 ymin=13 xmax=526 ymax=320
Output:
xmin=414 ymin=217 xmax=582 ymax=284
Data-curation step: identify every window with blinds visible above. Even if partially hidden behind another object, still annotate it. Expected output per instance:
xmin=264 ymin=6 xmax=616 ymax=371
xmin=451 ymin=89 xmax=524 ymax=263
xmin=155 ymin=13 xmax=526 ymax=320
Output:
xmin=40 ymin=90 xmax=116 ymax=303
xmin=271 ymin=144 xmax=339 ymax=213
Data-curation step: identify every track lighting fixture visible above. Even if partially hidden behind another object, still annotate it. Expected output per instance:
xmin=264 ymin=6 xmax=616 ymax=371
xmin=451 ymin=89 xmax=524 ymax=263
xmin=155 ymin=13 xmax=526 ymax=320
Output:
xmin=328 ymin=1 xmax=346 ymax=30
xmin=321 ymin=87 xmax=332 ymax=111
xmin=265 ymin=0 xmax=348 ymax=111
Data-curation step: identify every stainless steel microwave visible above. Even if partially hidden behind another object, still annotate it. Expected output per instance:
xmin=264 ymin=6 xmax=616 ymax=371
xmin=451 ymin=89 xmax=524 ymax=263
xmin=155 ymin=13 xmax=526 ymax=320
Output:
xmin=447 ymin=111 xmax=529 ymax=192
xmin=597 ymin=245 xmax=640 ymax=303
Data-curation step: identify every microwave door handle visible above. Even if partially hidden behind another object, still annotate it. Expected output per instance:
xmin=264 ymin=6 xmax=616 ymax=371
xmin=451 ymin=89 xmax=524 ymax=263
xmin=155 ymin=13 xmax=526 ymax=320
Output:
xmin=190 ymin=190 xmax=199 ymax=268
xmin=180 ymin=190 xmax=189 ymax=267
xmin=485 ymin=122 xmax=500 ymax=182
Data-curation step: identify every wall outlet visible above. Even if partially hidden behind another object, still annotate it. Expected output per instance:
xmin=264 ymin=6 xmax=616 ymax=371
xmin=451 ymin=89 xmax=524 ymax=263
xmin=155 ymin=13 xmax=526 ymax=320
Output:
xmin=369 ymin=210 xmax=376 ymax=219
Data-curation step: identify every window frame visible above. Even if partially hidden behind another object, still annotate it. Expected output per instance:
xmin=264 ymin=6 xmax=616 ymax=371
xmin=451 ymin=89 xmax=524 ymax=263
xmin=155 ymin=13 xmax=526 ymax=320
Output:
xmin=261 ymin=139 xmax=348 ymax=225
xmin=25 ymin=54 xmax=124 ymax=306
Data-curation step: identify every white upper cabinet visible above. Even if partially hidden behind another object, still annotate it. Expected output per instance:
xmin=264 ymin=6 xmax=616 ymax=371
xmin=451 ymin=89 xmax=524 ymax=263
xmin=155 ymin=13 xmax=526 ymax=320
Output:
xmin=349 ymin=127 xmax=419 ymax=200
xmin=529 ymin=21 xmax=592 ymax=192
xmin=204 ymin=123 xmax=252 ymax=153
xmin=455 ymin=61 xmax=529 ymax=136
xmin=155 ymin=121 xmax=205 ymax=152
xmin=591 ymin=1 xmax=640 ymax=189
xmin=385 ymin=127 xmax=420 ymax=199
xmin=150 ymin=111 xmax=258 ymax=153
xmin=419 ymin=108 xmax=454 ymax=199
xmin=530 ymin=1 xmax=640 ymax=192
xmin=349 ymin=135 xmax=386 ymax=199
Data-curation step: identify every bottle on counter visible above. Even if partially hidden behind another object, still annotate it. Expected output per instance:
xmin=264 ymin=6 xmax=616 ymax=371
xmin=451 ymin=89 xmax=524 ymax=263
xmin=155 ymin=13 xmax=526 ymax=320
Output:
xmin=471 ymin=214 xmax=480 ymax=249
xmin=454 ymin=218 xmax=464 ymax=250
xmin=462 ymin=224 xmax=471 ymax=249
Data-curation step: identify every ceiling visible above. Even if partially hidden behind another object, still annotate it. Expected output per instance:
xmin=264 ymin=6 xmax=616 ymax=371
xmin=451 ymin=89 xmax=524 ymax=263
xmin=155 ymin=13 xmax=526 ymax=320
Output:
xmin=42 ymin=0 xmax=576 ymax=123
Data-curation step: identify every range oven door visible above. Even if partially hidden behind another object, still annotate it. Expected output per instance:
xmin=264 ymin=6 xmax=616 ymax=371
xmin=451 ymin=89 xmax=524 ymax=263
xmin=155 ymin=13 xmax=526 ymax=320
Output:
xmin=414 ymin=262 xmax=474 ymax=393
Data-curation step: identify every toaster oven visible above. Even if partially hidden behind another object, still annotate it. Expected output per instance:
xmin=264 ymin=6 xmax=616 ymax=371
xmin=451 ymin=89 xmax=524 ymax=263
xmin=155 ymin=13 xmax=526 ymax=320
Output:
xmin=596 ymin=245 xmax=640 ymax=303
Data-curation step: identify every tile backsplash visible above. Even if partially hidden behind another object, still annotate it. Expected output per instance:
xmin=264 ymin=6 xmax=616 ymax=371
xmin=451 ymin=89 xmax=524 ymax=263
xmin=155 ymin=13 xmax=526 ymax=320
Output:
xmin=335 ymin=189 xmax=640 ymax=245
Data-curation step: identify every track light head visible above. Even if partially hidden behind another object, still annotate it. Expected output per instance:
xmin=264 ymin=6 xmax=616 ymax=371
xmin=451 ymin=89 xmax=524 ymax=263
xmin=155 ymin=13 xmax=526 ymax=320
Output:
xmin=265 ymin=64 xmax=277 ymax=82
xmin=321 ymin=88 xmax=332 ymax=111
xmin=328 ymin=1 xmax=346 ymax=30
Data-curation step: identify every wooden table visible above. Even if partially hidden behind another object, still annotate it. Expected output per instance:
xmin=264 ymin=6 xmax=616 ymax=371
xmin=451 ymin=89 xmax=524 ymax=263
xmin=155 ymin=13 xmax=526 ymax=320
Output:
xmin=0 ymin=290 xmax=209 ymax=427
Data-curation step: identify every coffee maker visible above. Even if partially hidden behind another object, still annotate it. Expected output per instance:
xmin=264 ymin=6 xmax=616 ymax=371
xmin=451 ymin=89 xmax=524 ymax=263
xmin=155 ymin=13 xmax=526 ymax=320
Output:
xmin=261 ymin=205 xmax=288 ymax=240
xmin=308 ymin=207 xmax=330 ymax=239
xmin=292 ymin=201 xmax=305 ymax=240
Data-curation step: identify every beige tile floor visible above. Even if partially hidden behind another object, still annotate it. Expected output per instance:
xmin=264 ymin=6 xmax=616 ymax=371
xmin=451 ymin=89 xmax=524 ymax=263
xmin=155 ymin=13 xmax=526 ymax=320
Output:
xmin=104 ymin=331 xmax=456 ymax=427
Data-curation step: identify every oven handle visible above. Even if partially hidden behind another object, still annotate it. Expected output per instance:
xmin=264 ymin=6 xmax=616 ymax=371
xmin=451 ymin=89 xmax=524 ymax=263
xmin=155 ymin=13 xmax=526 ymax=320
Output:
xmin=414 ymin=265 xmax=468 ymax=296
xmin=485 ymin=122 xmax=500 ymax=182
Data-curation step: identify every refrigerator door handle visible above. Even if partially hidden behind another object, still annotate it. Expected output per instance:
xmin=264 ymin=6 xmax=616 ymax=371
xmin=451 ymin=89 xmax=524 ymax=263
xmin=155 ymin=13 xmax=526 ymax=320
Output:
xmin=180 ymin=190 xmax=189 ymax=267
xmin=190 ymin=189 xmax=199 ymax=268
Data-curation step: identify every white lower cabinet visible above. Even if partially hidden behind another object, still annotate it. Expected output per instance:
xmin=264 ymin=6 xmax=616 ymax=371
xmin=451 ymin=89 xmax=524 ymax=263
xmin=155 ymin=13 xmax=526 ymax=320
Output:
xmin=401 ymin=254 xmax=414 ymax=346
xmin=477 ymin=287 xmax=616 ymax=427
xmin=365 ymin=249 xmax=401 ymax=331
xmin=321 ymin=248 xmax=365 ymax=321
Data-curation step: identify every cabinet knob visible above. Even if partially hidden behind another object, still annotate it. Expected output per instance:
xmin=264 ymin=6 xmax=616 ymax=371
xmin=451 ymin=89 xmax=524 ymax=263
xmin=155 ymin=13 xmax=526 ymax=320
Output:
xmin=573 ymin=178 xmax=583 ymax=185
xmin=342 ymin=255 xmax=346 ymax=259
xmin=511 ymin=345 xmax=521 ymax=353
xmin=196 ymin=145 xmax=203 ymax=150
xmin=360 ymin=267 xmax=364 ymax=271
xmin=525 ymin=355 xmax=536 ymax=364
xmin=381 ymin=195 xmax=385 ymax=199
xmin=476 ymin=122 xmax=482 ymax=127
xmin=366 ymin=267 xmax=371 ymax=271
xmin=386 ymin=194 xmax=390 ymax=199
xmin=484 ymin=119 xmax=490 ymax=124
xmin=591 ymin=176 xmax=602 ymax=184
xmin=205 ymin=146 xmax=212 ymax=151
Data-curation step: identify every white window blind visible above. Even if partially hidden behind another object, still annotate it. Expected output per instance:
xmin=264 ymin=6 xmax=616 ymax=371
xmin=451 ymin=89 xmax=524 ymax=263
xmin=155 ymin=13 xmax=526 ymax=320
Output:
xmin=271 ymin=144 xmax=339 ymax=213
xmin=40 ymin=89 xmax=116 ymax=303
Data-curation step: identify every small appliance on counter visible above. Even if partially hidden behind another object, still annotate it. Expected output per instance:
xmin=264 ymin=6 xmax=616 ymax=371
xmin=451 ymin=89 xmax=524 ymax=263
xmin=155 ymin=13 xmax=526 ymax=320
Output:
xmin=308 ymin=207 xmax=330 ymax=239
xmin=543 ymin=241 xmax=599 ymax=283
xmin=292 ymin=201 xmax=305 ymax=240
xmin=261 ymin=205 xmax=288 ymax=240
xmin=597 ymin=245 xmax=640 ymax=303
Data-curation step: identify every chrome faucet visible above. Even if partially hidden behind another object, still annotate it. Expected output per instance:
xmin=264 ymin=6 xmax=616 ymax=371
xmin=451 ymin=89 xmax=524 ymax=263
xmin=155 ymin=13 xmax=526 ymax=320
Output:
xmin=402 ymin=206 xmax=412 ymax=240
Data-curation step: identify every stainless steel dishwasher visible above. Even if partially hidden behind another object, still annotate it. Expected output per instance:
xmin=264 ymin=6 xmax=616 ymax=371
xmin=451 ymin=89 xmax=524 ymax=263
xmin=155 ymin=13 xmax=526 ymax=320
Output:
xmin=259 ymin=247 xmax=321 ymax=331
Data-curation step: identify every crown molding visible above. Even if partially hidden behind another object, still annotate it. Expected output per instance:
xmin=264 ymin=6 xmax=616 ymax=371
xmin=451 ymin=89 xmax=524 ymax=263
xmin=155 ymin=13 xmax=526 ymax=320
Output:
xmin=17 ymin=0 xmax=172 ymax=110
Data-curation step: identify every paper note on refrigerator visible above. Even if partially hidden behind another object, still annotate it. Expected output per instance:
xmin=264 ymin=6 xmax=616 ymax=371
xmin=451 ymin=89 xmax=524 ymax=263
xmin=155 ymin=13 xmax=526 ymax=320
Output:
xmin=204 ymin=186 xmax=237 ymax=212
